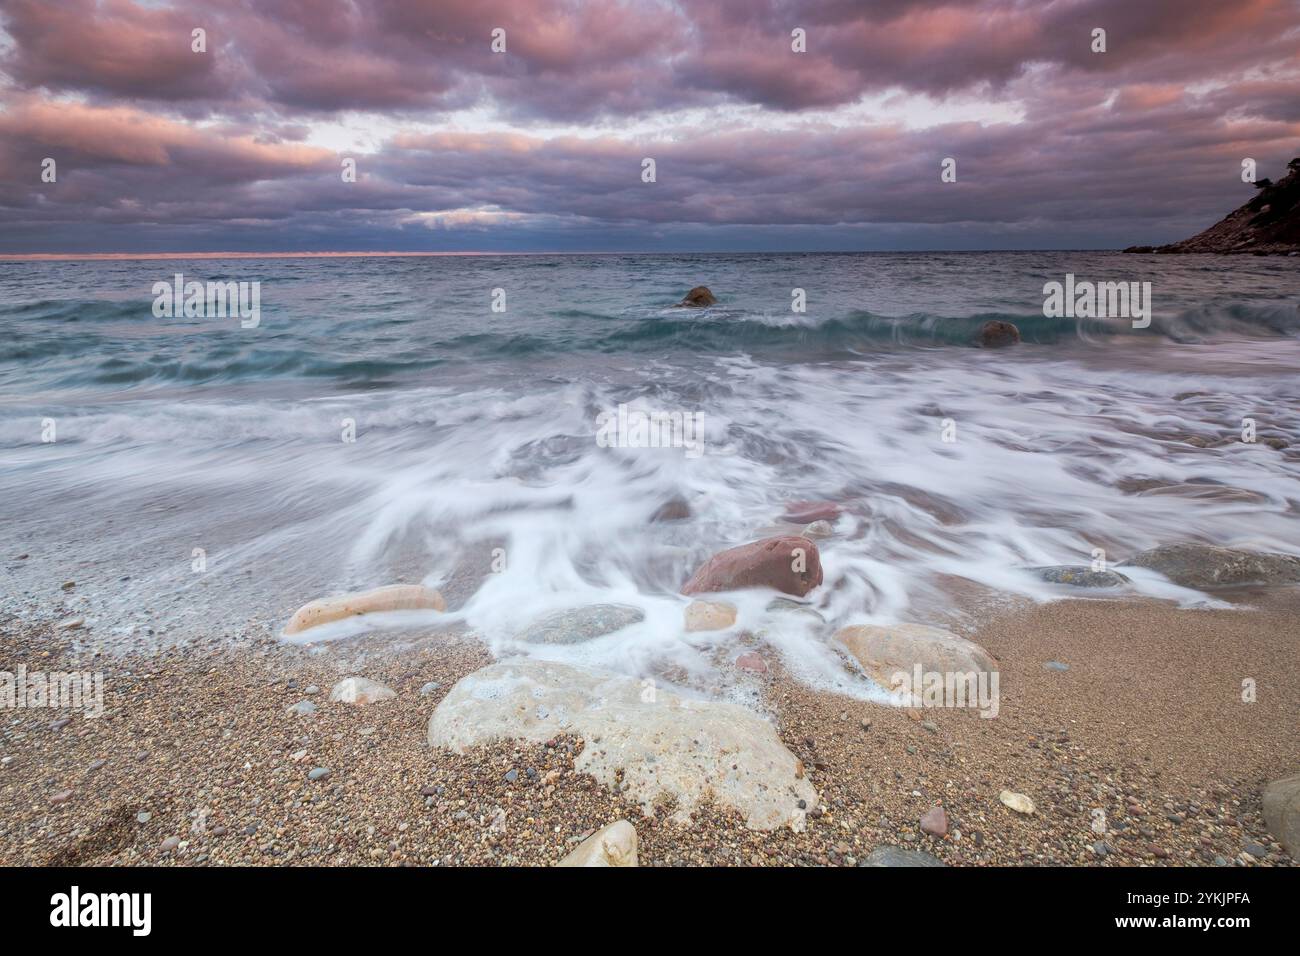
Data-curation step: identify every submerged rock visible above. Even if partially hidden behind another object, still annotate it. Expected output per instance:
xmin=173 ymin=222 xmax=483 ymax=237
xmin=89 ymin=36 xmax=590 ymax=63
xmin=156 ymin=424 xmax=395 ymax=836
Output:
xmin=1030 ymin=566 xmax=1130 ymax=588
xmin=978 ymin=320 xmax=1020 ymax=348
xmin=427 ymin=660 xmax=817 ymax=830
xmin=682 ymin=535 xmax=822 ymax=597
xmin=1120 ymin=544 xmax=1300 ymax=588
xmin=780 ymin=500 xmax=842 ymax=524
xmin=328 ymin=677 xmax=397 ymax=705
xmin=677 ymin=285 xmax=717 ymax=307
xmin=835 ymin=623 xmax=997 ymax=700
xmin=556 ymin=820 xmax=638 ymax=867
xmin=859 ymin=846 xmax=947 ymax=867
xmin=650 ymin=496 xmax=692 ymax=522
xmin=766 ymin=597 xmax=826 ymax=623
xmin=284 ymin=584 xmax=445 ymax=635
xmin=519 ymin=604 xmax=644 ymax=644
xmin=684 ymin=600 xmax=737 ymax=632
xmin=1263 ymin=772 xmax=1300 ymax=858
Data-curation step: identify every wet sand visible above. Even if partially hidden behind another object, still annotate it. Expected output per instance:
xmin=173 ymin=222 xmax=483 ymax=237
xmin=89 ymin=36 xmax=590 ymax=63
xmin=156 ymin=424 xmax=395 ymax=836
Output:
xmin=1 ymin=591 xmax=1296 ymax=866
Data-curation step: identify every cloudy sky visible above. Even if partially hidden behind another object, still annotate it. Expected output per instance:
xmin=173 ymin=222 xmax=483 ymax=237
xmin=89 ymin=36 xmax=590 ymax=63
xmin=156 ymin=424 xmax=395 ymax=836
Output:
xmin=0 ymin=0 xmax=1297 ymax=254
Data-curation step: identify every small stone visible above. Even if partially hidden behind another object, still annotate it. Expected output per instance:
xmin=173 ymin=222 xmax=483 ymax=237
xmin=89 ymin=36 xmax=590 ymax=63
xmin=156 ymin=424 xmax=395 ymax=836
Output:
xmin=212 ymin=825 xmax=228 ymax=837
xmin=329 ymin=677 xmax=397 ymax=705
xmin=919 ymin=805 xmax=948 ymax=838
xmin=50 ymin=717 xmax=71 ymax=731
xmin=802 ymin=520 xmax=834 ymax=538
xmin=304 ymin=685 xmax=320 ymax=695
xmin=56 ymin=617 xmax=85 ymax=630
xmin=87 ymin=759 xmax=106 ymax=772
xmin=1243 ymin=842 xmax=1268 ymax=859
xmin=49 ymin=789 xmax=73 ymax=804
xmin=159 ymin=836 xmax=180 ymax=853
xmin=684 ymin=600 xmax=738 ymax=632
xmin=1044 ymin=661 xmax=1070 ymax=671
xmin=419 ymin=681 xmax=441 ymax=696
xmin=308 ymin=767 xmax=331 ymax=781
xmin=999 ymin=790 xmax=1036 ymax=815
xmin=860 ymin=846 xmax=946 ymax=867
xmin=735 ymin=651 xmax=768 ymax=674
xmin=61 ymin=580 xmax=76 ymax=590
xmin=137 ymin=811 xmax=151 ymax=823
xmin=504 ymin=769 xmax=519 ymax=784
xmin=920 ymin=721 xmax=938 ymax=733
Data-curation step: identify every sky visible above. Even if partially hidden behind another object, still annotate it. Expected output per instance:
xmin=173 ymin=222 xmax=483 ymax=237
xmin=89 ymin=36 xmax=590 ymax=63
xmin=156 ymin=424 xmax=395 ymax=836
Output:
xmin=0 ymin=0 xmax=1297 ymax=254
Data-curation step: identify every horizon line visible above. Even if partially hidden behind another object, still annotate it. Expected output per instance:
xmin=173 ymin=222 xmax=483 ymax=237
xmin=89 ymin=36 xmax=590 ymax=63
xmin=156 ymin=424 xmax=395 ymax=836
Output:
xmin=0 ymin=248 xmax=1121 ymax=262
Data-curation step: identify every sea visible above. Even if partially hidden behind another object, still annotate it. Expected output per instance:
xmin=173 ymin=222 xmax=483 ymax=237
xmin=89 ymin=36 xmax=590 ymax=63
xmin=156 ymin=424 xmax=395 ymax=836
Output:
xmin=2 ymin=251 xmax=1297 ymax=695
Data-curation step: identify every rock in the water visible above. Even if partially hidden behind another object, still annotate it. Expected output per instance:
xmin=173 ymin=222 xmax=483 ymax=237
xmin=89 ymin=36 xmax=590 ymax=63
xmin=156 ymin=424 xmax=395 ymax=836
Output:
xmin=328 ymin=677 xmax=397 ymax=705
xmin=556 ymin=820 xmax=638 ymax=867
xmin=1262 ymin=772 xmax=1300 ymax=858
xmin=978 ymin=320 xmax=1020 ymax=348
xmin=802 ymin=520 xmax=834 ymax=538
xmin=999 ymin=789 xmax=1036 ymax=814
xmin=428 ymin=660 xmax=817 ymax=830
xmin=919 ymin=805 xmax=948 ymax=837
xmin=1120 ymin=544 xmax=1300 ymax=588
xmin=859 ymin=846 xmax=947 ymax=867
xmin=1030 ymin=566 xmax=1130 ymax=587
xmin=766 ymin=597 xmax=826 ymax=623
xmin=835 ymin=624 xmax=996 ymax=700
xmin=519 ymin=604 xmax=644 ymax=644
xmin=284 ymin=584 xmax=445 ymax=635
xmin=677 ymin=285 xmax=717 ymax=307
xmin=650 ymin=496 xmax=692 ymax=522
xmin=735 ymin=652 xmax=768 ymax=674
xmin=780 ymin=500 xmax=842 ymax=524
xmin=684 ymin=600 xmax=737 ymax=632
xmin=682 ymin=535 xmax=822 ymax=597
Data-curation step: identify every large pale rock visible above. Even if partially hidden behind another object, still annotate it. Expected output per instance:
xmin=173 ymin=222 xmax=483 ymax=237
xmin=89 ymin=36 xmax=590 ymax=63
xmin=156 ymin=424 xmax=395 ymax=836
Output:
xmin=428 ymin=660 xmax=817 ymax=830
xmin=519 ymin=604 xmax=644 ymax=645
xmin=684 ymin=600 xmax=737 ymax=632
xmin=329 ymin=677 xmax=396 ymax=705
xmin=682 ymin=535 xmax=822 ymax=597
xmin=284 ymin=585 xmax=445 ymax=635
xmin=1263 ymin=772 xmax=1300 ymax=858
xmin=1120 ymin=544 xmax=1300 ymax=589
xmin=835 ymin=623 xmax=997 ymax=699
xmin=999 ymin=790 xmax=1036 ymax=815
xmin=556 ymin=820 xmax=638 ymax=867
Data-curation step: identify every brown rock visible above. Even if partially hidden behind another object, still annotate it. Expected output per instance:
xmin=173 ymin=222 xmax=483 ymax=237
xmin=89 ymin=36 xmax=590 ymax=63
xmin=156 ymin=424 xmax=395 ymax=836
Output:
xmin=780 ymin=500 xmax=842 ymax=523
xmin=735 ymin=652 xmax=768 ymax=674
xmin=682 ymin=535 xmax=822 ymax=597
xmin=684 ymin=600 xmax=737 ymax=632
xmin=677 ymin=286 xmax=717 ymax=307
xmin=978 ymin=320 xmax=1020 ymax=348
xmin=650 ymin=496 xmax=692 ymax=522
xmin=920 ymin=805 xmax=948 ymax=838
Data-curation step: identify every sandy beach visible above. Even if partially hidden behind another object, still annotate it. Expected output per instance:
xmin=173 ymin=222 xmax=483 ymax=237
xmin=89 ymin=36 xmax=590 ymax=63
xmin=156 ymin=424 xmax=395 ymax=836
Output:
xmin=3 ymin=583 xmax=1295 ymax=868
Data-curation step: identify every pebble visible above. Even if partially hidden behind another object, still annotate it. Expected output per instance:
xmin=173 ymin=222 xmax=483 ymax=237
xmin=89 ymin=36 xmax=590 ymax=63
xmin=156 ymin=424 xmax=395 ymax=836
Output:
xmin=49 ymin=789 xmax=73 ymax=804
xmin=87 ymin=759 xmax=106 ymax=772
xmin=308 ymin=767 xmax=331 ymax=781
xmin=419 ymin=681 xmax=441 ymax=696
xmin=304 ymin=685 xmax=320 ymax=695
xmin=137 ymin=811 xmax=151 ymax=823
xmin=919 ymin=805 xmax=948 ymax=838
xmin=999 ymin=790 xmax=1036 ymax=815
xmin=1044 ymin=661 xmax=1070 ymax=671
xmin=286 ymin=700 xmax=317 ymax=717
xmin=160 ymin=837 xmax=180 ymax=853
xmin=504 ymin=769 xmax=519 ymax=783
xmin=50 ymin=717 xmax=71 ymax=731
xmin=56 ymin=617 xmax=85 ymax=631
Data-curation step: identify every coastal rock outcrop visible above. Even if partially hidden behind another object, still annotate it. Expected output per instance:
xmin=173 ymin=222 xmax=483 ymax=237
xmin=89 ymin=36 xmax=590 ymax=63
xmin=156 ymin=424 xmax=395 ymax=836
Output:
xmin=835 ymin=623 xmax=997 ymax=699
xmin=1262 ymin=773 xmax=1300 ymax=858
xmin=519 ymin=604 xmax=644 ymax=644
xmin=1125 ymin=158 xmax=1300 ymax=255
xmin=677 ymin=285 xmax=717 ymax=307
xmin=556 ymin=820 xmax=639 ymax=867
xmin=284 ymin=584 xmax=445 ymax=635
xmin=682 ymin=535 xmax=822 ymax=597
xmin=977 ymin=320 xmax=1020 ymax=348
xmin=427 ymin=660 xmax=818 ymax=830
xmin=1120 ymin=544 xmax=1300 ymax=589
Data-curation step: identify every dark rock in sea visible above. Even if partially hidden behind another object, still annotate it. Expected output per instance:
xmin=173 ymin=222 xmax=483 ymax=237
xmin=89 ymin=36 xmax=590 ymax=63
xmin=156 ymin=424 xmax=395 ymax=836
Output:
xmin=859 ymin=846 xmax=947 ymax=867
xmin=977 ymin=320 xmax=1020 ymax=348
xmin=1125 ymin=157 xmax=1300 ymax=255
xmin=519 ymin=604 xmax=645 ymax=644
xmin=677 ymin=285 xmax=717 ymax=307
xmin=1030 ymin=566 xmax=1130 ymax=588
xmin=682 ymin=535 xmax=823 ymax=597
xmin=650 ymin=496 xmax=692 ymax=522
xmin=780 ymin=500 xmax=842 ymax=523
xmin=1120 ymin=544 xmax=1300 ymax=589
xmin=1262 ymin=772 xmax=1300 ymax=858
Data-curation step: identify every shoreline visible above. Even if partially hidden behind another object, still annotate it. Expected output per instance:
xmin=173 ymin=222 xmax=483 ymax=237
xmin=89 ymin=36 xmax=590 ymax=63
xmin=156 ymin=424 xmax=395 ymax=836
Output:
xmin=2 ymin=589 xmax=1296 ymax=867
